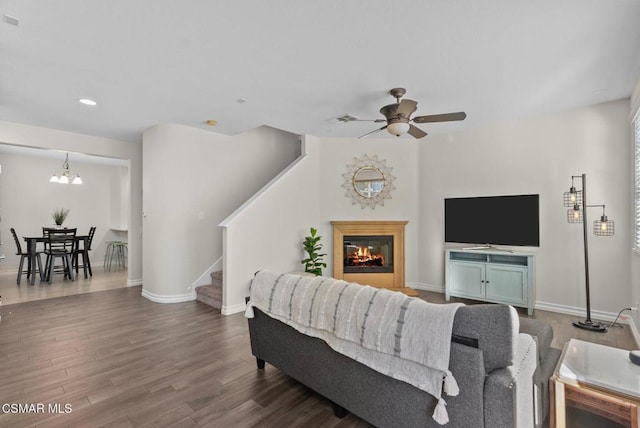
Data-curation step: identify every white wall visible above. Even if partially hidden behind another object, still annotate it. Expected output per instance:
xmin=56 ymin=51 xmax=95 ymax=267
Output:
xmin=202 ymin=99 xmax=634 ymax=318
xmin=629 ymin=78 xmax=640 ymax=333
xmin=221 ymin=137 xmax=321 ymax=313
xmin=0 ymin=152 xmax=125 ymax=268
xmin=0 ymin=121 xmax=142 ymax=285
xmin=109 ymin=166 xmax=130 ymax=230
xmin=419 ymin=99 xmax=632 ymax=315
xmin=142 ymin=124 xmax=300 ymax=302
xmin=220 ymin=135 xmax=422 ymax=313
xmin=316 ymin=138 xmax=420 ymax=283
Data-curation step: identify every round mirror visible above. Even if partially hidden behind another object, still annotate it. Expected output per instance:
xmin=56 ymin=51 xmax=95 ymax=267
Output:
xmin=341 ymin=154 xmax=396 ymax=210
xmin=353 ymin=167 xmax=385 ymax=198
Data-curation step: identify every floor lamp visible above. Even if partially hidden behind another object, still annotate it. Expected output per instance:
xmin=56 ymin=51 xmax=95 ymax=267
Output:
xmin=564 ymin=174 xmax=615 ymax=332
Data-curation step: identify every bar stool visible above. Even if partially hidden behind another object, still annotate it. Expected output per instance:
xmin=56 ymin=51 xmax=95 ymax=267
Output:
xmin=104 ymin=241 xmax=127 ymax=271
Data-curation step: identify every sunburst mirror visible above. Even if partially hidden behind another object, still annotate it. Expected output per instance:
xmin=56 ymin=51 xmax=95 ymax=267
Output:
xmin=342 ymin=154 xmax=396 ymax=209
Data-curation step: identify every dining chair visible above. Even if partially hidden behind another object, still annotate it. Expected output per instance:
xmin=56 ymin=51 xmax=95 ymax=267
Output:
xmin=10 ymin=227 xmax=43 ymax=285
xmin=43 ymin=227 xmax=77 ymax=283
xmin=73 ymin=226 xmax=96 ymax=278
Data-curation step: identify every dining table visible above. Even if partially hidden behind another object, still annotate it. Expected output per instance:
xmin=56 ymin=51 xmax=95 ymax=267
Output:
xmin=23 ymin=234 xmax=90 ymax=285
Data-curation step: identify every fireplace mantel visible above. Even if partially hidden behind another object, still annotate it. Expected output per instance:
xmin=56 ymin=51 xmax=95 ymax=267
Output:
xmin=331 ymin=220 xmax=417 ymax=296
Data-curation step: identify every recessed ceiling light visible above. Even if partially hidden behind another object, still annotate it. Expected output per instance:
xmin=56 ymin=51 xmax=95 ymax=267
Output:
xmin=205 ymin=119 xmax=218 ymax=126
xmin=78 ymin=98 xmax=97 ymax=106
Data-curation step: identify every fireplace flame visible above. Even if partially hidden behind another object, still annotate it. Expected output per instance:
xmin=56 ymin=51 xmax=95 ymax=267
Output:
xmin=348 ymin=246 xmax=384 ymax=267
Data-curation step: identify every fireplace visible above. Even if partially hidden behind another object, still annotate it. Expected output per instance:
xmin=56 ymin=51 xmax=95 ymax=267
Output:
xmin=343 ymin=235 xmax=393 ymax=273
xmin=331 ymin=220 xmax=415 ymax=295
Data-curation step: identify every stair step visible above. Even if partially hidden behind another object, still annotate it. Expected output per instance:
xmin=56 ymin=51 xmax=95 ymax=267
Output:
xmin=196 ymin=270 xmax=222 ymax=310
xmin=210 ymin=270 xmax=223 ymax=285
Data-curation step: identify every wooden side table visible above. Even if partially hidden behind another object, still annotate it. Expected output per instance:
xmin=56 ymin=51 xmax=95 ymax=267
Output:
xmin=551 ymin=339 xmax=640 ymax=427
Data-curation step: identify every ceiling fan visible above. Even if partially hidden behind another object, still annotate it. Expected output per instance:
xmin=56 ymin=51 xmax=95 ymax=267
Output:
xmin=353 ymin=88 xmax=467 ymax=139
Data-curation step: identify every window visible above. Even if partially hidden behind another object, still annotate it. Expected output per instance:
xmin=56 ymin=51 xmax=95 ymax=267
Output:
xmin=634 ymin=112 xmax=640 ymax=251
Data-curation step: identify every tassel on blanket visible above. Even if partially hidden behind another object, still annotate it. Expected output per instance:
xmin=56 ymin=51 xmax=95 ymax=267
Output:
xmin=245 ymin=302 xmax=255 ymax=318
xmin=432 ymin=398 xmax=449 ymax=425
xmin=443 ymin=370 xmax=459 ymax=396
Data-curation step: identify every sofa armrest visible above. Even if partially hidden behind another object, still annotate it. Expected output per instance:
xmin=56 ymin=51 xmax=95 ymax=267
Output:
xmin=484 ymin=333 xmax=537 ymax=428
xmin=453 ymin=304 xmax=519 ymax=373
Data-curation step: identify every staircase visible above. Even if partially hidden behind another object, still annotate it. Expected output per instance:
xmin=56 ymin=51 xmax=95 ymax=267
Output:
xmin=195 ymin=270 xmax=222 ymax=310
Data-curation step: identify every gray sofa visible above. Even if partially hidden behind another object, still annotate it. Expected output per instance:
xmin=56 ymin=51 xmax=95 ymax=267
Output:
xmin=248 ymin=299 xmax=561 ymax=428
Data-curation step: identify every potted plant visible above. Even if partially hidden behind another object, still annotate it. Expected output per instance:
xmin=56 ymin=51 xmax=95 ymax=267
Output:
xmin=52 ymin=208 xmax=70 ymax=227
xmin=301 ymin=227 xmax=327 ymax=276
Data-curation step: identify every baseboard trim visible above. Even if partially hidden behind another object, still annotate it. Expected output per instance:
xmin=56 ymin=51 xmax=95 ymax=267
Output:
xmin=628 ymin=317 xmax=640 ymax=348
xmin=141 ymin=289 xmax=195 ymax=304
xmin=222 ymin=303 xmax=246 ymax=316
xmin=535 ymin=300 xmax=628 ymax=324
xmin=409 ymin=285 xmax=633 ymax=327
xmin=127 ymin=278 xmax=142 ymax=286
xmin=407 ymin=282 xmax=445 ymax=293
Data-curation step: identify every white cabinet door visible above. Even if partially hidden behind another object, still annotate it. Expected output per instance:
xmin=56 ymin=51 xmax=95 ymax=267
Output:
xmin=448 ymin=262 xmax=485 ymax=299
xmin=485 ymin=265 xmax=528 ymax=305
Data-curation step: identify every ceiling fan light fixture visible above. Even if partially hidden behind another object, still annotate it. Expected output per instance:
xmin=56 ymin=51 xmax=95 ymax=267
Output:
xmin=351 ymin=88 xmax=467 ymax=139
xmin=387 ymin=122 xmax=410 ymax=136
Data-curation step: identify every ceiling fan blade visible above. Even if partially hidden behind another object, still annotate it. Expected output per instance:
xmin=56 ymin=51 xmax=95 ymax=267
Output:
xmin=358 ymin=125 xmax=388 ymax=139
xmin=407 ymin=124 xmax=428 ymax=139
xmin=413 ymin=112 xmax=467 ymax=124
xmin=396 ymin=99 xmax=418 ymax=118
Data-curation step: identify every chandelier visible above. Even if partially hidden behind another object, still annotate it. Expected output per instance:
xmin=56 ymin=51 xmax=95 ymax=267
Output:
xmin=49 ymin=153 xmax=83 ymax=184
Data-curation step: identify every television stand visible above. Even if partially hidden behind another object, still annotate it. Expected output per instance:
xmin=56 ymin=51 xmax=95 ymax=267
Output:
xmin=462 ymin=244 xmax=514 ymax=253
xmin=445 ymin=249 xmax=536 ymax=315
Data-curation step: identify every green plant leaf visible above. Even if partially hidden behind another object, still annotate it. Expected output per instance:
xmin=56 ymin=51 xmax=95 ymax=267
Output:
xmin=302 ymin=226 xmax=326 ymax=276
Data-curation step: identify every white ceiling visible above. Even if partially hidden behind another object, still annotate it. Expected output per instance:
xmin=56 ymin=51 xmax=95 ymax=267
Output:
xmin=1 ymin=0 xmax=640 ymax=144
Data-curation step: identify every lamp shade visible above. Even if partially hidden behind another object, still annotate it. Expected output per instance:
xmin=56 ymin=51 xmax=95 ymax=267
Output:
xmin=593 ymin=215 xmax=614 ymax=236
xmin=567 ymin=207 xmax=583 ymax=223
xmin=387 ymin=122 xmax=410 ymax=136
xmin=563 ymin=188 xmax=582 ymax=207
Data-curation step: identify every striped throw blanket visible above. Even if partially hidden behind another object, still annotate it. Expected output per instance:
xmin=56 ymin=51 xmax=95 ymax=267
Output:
xmin=245 ymin=271 xmax=464 ymax=425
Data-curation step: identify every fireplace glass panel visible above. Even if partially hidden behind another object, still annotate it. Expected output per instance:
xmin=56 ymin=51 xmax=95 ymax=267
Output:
xmin=343 ymin=235 xmax=394 ymax=273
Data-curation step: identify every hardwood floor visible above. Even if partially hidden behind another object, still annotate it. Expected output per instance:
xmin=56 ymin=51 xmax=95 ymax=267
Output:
xmin=0 ymin=286 xmax=362 ymax=427
xmin=0 ymin=285 xmax=636 ymax=427
xmin=420 ymin=290 xmax=637 ymax=351
xmin=0 ymin=266 xmax=128 ymax=305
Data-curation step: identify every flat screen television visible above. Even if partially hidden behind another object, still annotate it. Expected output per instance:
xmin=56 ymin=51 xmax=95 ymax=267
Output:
xmin=444 ymin=194 xmax=540 ymax=247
